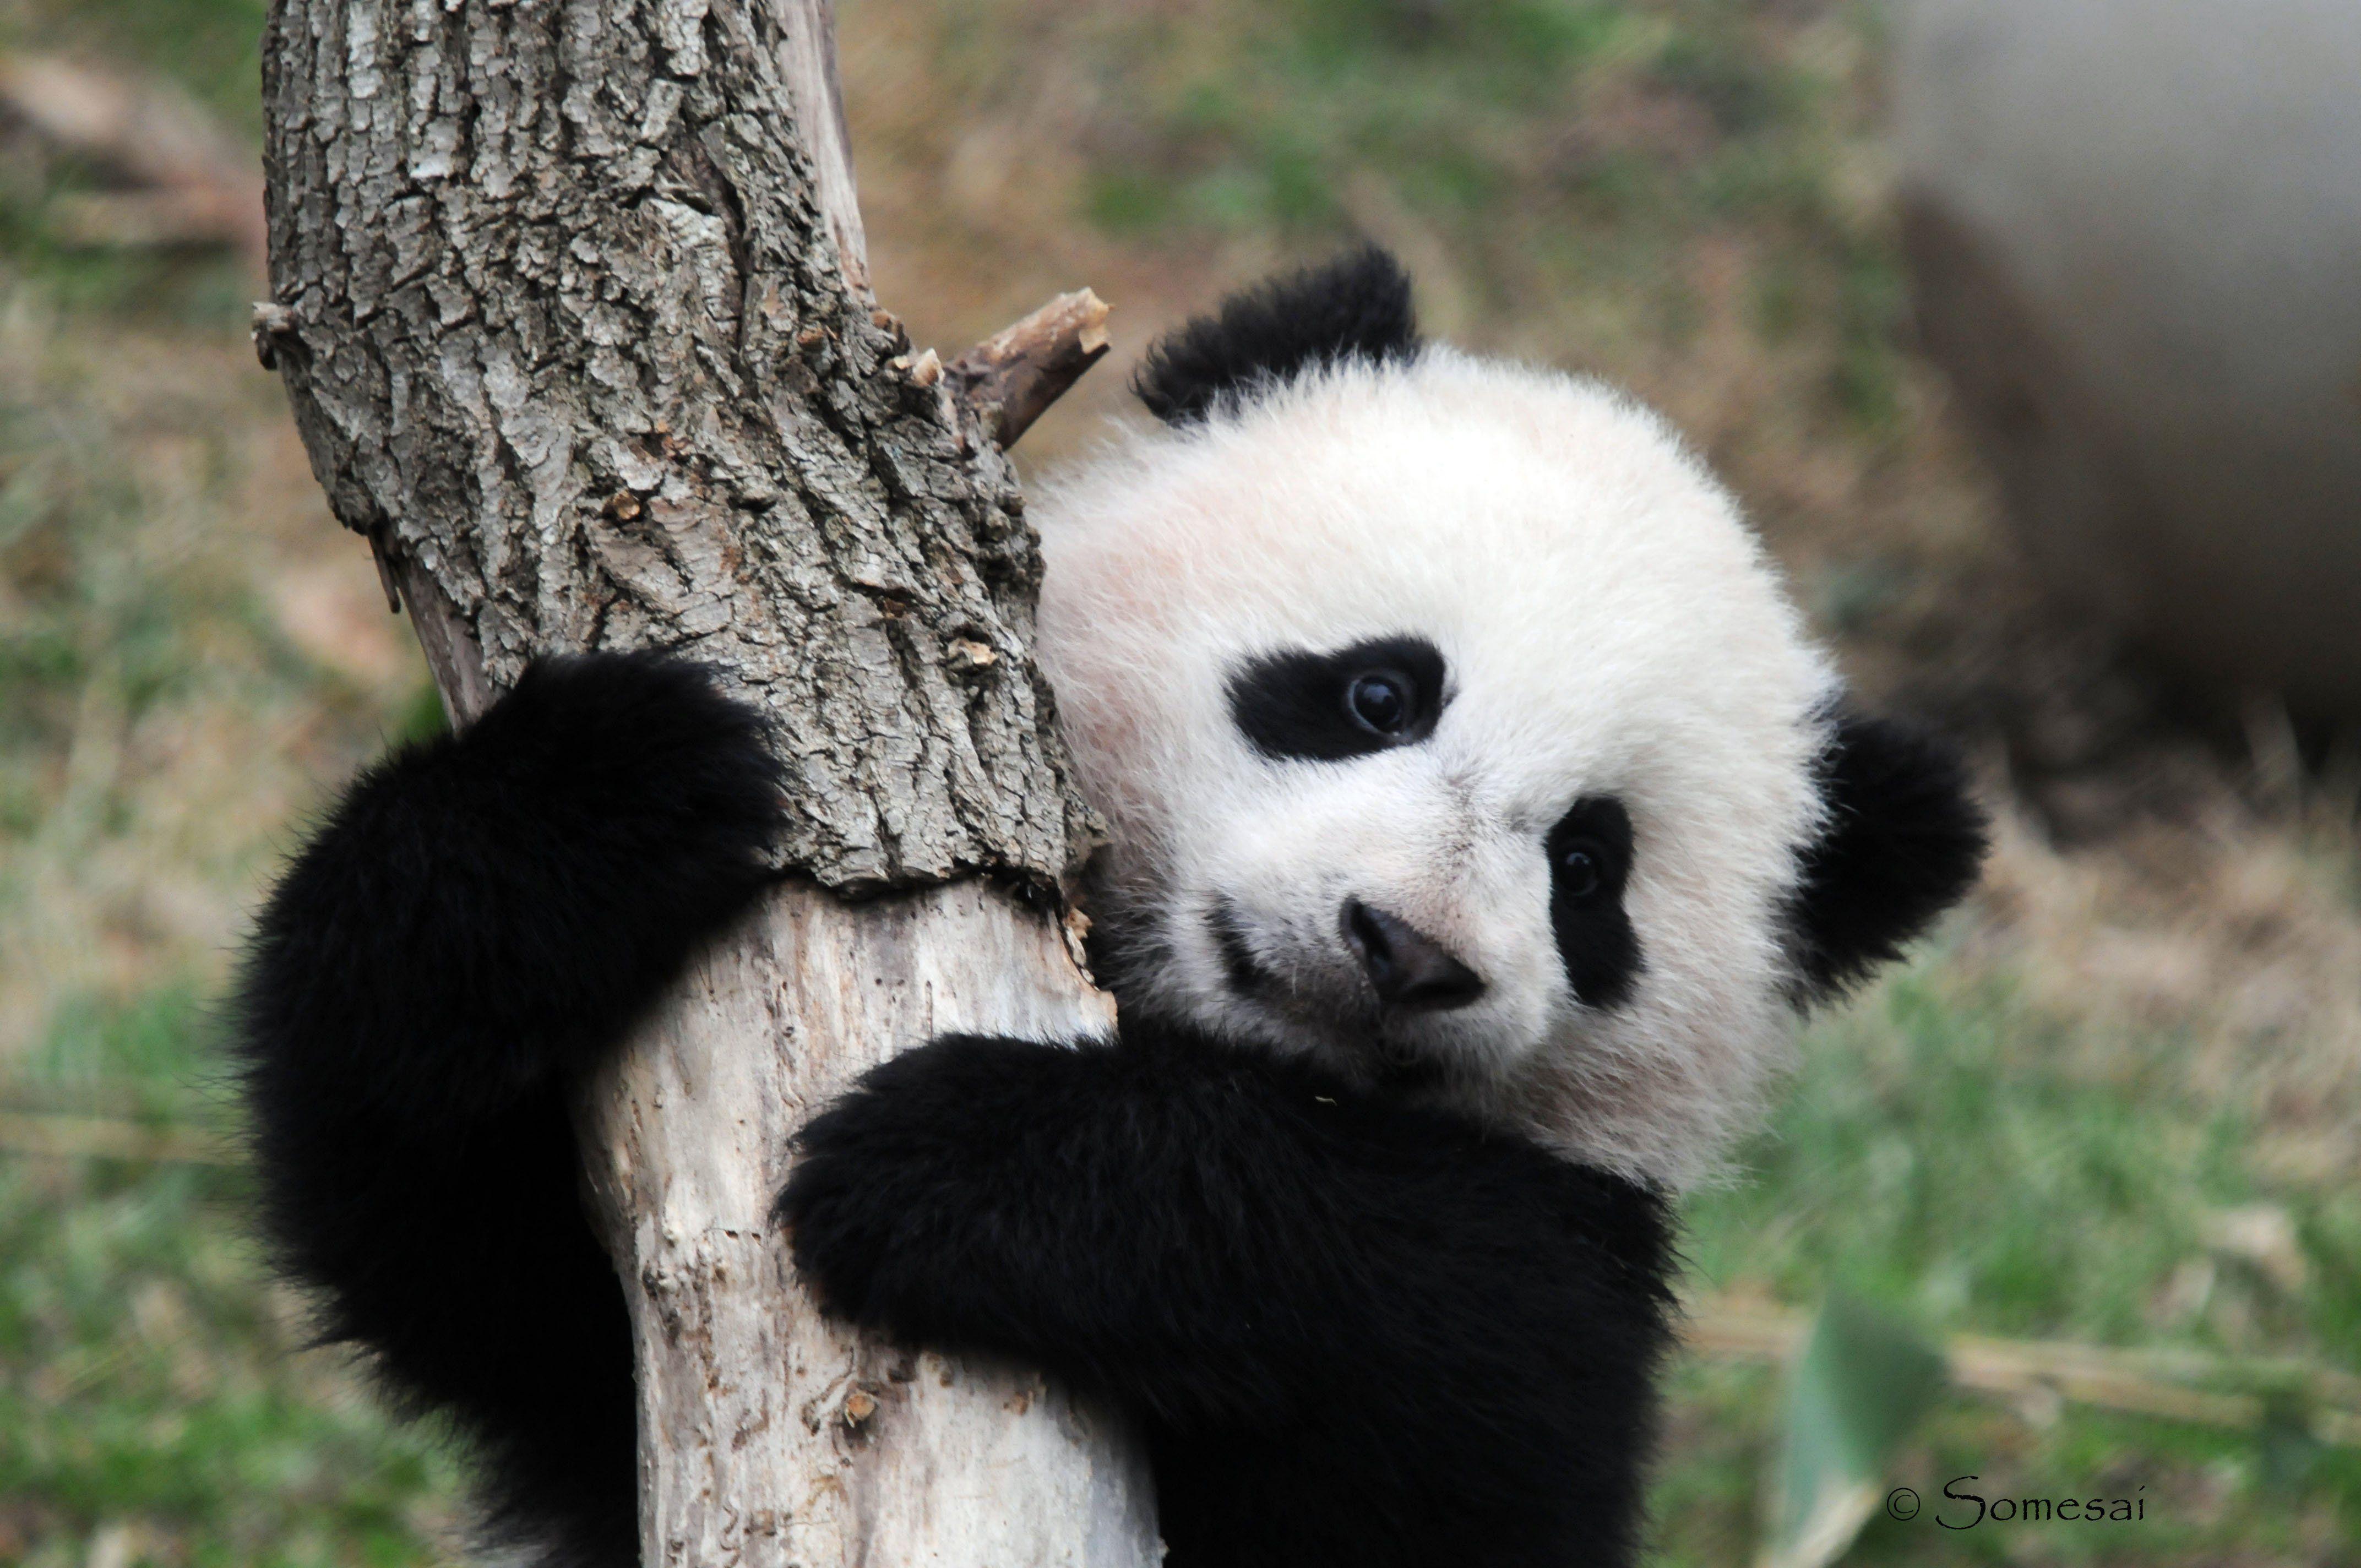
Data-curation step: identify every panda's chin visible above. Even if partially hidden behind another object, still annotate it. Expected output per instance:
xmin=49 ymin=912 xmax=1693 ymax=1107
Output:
xmin=1325 ymin=1030 xmax=1457 ymax=1097
xmin=1213 ymin=990 xmax=1503 ymax=1105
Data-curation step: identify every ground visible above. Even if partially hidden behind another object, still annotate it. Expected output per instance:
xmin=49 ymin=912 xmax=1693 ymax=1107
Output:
xmin=1 ymin=1 xmax=2357 ymax=1564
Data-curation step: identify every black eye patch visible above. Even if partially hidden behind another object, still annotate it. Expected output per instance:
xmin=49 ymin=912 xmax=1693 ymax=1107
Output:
xmin=1227 ymin=636 xmax=1447 ymax=763
xmin=1546 ymin=797 xmax=1642 ymax=1009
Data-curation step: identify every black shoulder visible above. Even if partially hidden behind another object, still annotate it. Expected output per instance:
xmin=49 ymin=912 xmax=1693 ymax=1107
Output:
xmin=1133 ymin=245 xmax=1419 ymax=427
xmin=1788 ymin=709 xmax=1989 ymax=1000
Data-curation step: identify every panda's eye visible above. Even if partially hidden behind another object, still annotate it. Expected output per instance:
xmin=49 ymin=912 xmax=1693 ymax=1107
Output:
xmin=1346 ymin=672 xmax=1413 ymax=736
xmin=1558 ymin=843 xmax=1605 ymax=901
xmin=1547 ymin=803 xmax=1630 ymax=909
xmin=1228 ymin=636 xmax=1446 ymax=762
xmin=1544 ymin=796 xmax=1642 ymax=1009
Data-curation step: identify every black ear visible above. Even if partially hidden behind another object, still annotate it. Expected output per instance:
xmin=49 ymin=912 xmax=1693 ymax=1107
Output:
xmin=1133 ymin=245 xmax=1419 ymax=427
xmin=1787 ymin=711 xmax=1988 ymax=1002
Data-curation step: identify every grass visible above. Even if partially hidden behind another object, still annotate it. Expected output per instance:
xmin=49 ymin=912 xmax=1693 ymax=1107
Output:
xmin=0 ymin=280 xmax=430 ymax=1065
xmin=1661 ymin=962 xmax=2361 ymax=1564
xmin=2 ymin=0 xmax=2357 ymax=1564
xmin=3 ymin=0 xmax=267 ymax=132
xmin=12 ymin=964 xmax=2358 ymax=1564
xmin=0 ymin=992 xmax=465 ymax=1567
xmin=1089 ymin=0 xmax=1910 ymax=431
xmin=1691 ymin=972 xmax=2265 ymax=1347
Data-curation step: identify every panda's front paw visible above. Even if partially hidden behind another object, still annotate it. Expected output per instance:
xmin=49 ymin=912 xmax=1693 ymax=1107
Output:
xmin=458 ymin=651 xmax=788 ymax=917
xmin=774 ymin=1063 xmax=947 ymax=1332
xmin=777 ymin=1034 xmax=1084 ymax=1342
xmin=775 ymin=1142 xmax=895 ymax=1330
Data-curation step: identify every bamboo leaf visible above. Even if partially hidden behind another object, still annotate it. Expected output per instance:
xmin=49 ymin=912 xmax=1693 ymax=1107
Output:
xmin=1757 ymin=1293 xmax=1946 ymax=1568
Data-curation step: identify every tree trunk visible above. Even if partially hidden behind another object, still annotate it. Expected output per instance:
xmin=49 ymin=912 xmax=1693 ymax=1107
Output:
xmin=257 ymin=1 xmax=1157 ymax=1562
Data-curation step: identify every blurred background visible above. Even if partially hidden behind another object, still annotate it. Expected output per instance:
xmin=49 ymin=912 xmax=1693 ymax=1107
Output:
xmin=1 ymin=0 xmax=2355 ymax=1564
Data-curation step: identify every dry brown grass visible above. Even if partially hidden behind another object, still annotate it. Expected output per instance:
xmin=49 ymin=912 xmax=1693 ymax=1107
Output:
xmin=0 ymin=288 xmax=424 ymax=1062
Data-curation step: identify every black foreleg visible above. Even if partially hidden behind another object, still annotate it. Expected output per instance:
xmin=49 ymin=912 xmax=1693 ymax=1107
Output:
xmin=236 ymin=652 xmax=785 ymax=1567
xmin=780 ymin=1021 xmax=1672 ymax=1568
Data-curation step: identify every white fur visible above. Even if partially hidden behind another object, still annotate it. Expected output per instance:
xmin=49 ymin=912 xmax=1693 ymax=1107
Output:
xmin=1033 ymin=350 xmax=1836 ymax=1189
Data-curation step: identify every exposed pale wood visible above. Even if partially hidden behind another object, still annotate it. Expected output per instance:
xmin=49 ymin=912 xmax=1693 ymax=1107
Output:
xmin=770 ymin=0 xmax=868 ymax=295
xmin=948 ymin=290 xmax=1114 ymax=449
xmin=258 ymin=0 xmax=1153 ymax=1561
xmin=574 ymin=881 xmax=1151 ymax=1566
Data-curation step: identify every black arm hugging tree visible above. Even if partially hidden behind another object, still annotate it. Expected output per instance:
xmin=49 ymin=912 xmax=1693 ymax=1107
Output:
xmin=782 ymin=1023 xmax=1673 ymax=1568
xmin=237 ymin=655 xmax=784 ymax=1565
xmin=241 ymin=649 xmax=1675 ymax=1568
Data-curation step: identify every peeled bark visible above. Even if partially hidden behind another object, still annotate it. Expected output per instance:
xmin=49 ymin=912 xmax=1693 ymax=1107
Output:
xmin=258 ymin=0 xmax=1157 ymax=1560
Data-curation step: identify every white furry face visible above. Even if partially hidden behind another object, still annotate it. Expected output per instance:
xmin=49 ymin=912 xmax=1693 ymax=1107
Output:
xmin=1032 ymin=351 xmax=1836 ymax=1188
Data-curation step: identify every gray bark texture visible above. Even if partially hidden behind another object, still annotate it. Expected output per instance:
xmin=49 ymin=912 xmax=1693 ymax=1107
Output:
xmin=257 ymin=0 xmax=1160 ymax=1561
xmin=258 ymin=0 xmax=1090 ymax=888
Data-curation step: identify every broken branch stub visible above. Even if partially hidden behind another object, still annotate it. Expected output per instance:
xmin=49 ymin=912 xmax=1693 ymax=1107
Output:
xmin=949 ymin=288 xmax=1116 ymax=449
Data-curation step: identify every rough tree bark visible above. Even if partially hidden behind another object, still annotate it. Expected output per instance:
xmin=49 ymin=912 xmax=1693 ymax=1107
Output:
xmin=257 ymin=1 xmax=1155 ymax=1562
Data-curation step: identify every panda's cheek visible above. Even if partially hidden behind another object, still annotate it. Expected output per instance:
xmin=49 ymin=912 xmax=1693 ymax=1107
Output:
xmin=1501 ymin=922 xmax=1575 ymax=1030
xmin=1422 ymin=823 xmax=1553 ymax=992
xmin=1193 ymin=785 xmax=1366 ymax=899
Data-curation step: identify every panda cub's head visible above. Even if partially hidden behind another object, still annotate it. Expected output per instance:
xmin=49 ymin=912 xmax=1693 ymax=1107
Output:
xmin=1032 ymin=249 xmax=1985 ymax=1189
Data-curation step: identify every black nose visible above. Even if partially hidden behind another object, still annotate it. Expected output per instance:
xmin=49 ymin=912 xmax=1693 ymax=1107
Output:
xmin=1341 ymin=900 xmax=1486 ymax=1011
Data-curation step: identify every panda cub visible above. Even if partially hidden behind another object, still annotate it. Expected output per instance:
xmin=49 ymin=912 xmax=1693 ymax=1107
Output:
xmin=238 ymin=249 xmax=1985 ymax=1568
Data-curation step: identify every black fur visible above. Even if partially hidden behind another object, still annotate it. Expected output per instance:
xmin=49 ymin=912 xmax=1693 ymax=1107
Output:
xmin=1134 ymin=245 xmax=1420 ymax=426
xmin=1788 ymin=711 xmax=1989 ymax=998
xmin=233 ymin=655 xmax=1978 ymax=1563
xmin=1546 ymin=797 xmax=1644 ymax=1009
xmin=237 ymin=654 xmax=1671 ymax=1568
xmin=779 ymin=1022 xmax=1672 ymax=1568
xmin=1227 ymin=634 xmax=1448 ymax=762
xmin=235 ymin=652 xmax=787 ymax=1567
